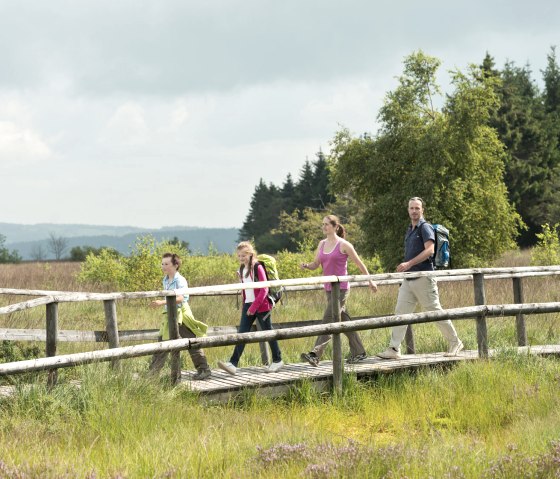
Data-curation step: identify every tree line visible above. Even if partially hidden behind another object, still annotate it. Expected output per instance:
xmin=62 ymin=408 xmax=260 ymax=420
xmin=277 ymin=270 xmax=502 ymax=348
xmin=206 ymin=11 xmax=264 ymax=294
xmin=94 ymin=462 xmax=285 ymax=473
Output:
xmin=240 ymin=48 xmax=560 ymax=269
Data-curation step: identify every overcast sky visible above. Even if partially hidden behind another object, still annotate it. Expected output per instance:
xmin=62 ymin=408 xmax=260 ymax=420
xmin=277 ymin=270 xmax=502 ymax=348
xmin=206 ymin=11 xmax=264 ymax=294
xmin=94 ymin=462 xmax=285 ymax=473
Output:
xmin=1 ymin=1 xmax=558 ymax=229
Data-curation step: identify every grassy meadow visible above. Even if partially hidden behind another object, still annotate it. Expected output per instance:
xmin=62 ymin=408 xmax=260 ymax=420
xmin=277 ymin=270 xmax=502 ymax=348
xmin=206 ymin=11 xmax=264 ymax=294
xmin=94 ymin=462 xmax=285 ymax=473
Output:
xmin=1 ymin=252 xmax=560 ymax=478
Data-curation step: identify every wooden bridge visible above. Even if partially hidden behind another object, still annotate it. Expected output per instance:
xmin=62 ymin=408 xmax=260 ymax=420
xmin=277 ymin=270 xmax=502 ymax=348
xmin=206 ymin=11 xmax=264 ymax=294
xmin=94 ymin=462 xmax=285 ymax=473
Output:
xmin=1 ymin=266 xmax=560 ymax=401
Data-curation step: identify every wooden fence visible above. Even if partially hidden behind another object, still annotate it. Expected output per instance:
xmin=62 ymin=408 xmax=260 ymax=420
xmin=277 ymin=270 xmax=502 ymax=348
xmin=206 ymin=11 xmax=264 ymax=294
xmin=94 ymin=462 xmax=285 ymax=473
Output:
xmin=1 ymin=266 xmax=560 ymax=393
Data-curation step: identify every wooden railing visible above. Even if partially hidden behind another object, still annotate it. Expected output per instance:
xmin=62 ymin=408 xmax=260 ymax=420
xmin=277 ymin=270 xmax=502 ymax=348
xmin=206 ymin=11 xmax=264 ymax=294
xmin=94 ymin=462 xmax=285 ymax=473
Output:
xmin=1 ymin=266 xmax=560 ymax=392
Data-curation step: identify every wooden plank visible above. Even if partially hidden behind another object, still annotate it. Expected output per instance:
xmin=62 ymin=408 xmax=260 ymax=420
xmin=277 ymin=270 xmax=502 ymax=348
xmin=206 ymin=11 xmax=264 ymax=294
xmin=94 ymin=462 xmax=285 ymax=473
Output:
xmin=46 ymin=302 xmax=58 ymax=388
xmin=3 ymin=266 xmax=560 ymax=306
xmin=473 ymin=273 xmax=488 ymax=358
xmin=180 ymin=346 xmax=560 ymax=401
xmin=513 ymin=277 xmax=528 ymax=346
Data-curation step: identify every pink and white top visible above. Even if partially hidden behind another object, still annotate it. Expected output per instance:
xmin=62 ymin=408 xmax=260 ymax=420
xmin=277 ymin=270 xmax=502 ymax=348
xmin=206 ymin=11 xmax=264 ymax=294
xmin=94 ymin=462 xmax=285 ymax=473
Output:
xmin=319 ymin=240 xmax=349 ymax=291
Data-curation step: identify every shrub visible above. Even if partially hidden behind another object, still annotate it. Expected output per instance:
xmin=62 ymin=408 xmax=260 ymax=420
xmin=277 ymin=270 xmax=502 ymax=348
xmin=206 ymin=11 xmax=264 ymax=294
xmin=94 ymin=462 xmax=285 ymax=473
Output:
xmin=531 ymin=223 xmax=560 ymax=266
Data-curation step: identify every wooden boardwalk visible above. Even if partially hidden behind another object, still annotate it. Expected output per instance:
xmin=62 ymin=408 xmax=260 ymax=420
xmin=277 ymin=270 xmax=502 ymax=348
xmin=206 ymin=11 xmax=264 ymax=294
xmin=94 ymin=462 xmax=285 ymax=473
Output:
xmin=1 ymin=345 xmax=559 ymax=401
xmin=179 ymin=345 xmax=560 ymax=402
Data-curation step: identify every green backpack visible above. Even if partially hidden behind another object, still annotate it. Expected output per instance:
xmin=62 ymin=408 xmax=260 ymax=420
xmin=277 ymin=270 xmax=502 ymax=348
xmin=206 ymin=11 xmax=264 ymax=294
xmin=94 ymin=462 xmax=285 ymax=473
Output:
xmin=240 ymin=254 xmax=284 ymax=306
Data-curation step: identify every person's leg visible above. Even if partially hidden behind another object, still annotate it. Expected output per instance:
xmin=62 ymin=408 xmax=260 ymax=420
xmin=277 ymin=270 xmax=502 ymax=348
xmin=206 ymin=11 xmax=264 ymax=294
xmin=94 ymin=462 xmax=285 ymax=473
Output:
xmin=178 ymin=323 xmax=210 ymax=373
xmin=389 ymin=280 xmax=419 ymax=349
xmin=414 ymin=277 xmax=460 ymax=344
xmin=339 ymin=289 xmax=366 ymax=357
xmin=310 ymin=291 xmax=336 ymax=359
xmin=256 ymin=311 xmax=282 ymax=363
xmin=229 ymin=303 xmax=255 ymax=366
xmin=148 ymin=336 xmax=168 ymax=373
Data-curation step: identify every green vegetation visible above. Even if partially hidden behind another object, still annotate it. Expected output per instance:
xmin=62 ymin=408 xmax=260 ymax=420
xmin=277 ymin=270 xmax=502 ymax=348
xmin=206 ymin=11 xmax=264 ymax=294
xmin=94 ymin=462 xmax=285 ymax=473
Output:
xmin=242 ymin=48 xmax=560 ymax=259
xmin=0 ymin=234 xmax=21 ymax=264
xmin=532 ymin=223 xmax=560 ymax=266
xmin=2 ymin=249 xmax=560 ymax=477
xmin=330 ymin=51 xmax=521 ymax=270
xmin=77 ymin=235 xmax=383 ymax=290
xmin=1 ymin=356 xmax=559 ymax=478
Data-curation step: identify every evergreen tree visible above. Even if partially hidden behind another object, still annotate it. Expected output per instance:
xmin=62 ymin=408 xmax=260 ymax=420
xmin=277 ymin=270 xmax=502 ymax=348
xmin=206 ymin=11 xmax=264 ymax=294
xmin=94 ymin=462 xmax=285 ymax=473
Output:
xmin=484 ymin=52 xmax=560 ymax=245
xmin=294 ymin=160 xmax=315 ymax=208
xmin=239 ymin=179 xmax=285 ymax=251
xmin=543 ymin=46 xmax=560 ymax=114
xmin=310 ymin=150 xmax=336 ymax=209
xmin=281 ymin=173 xmax=297 ymax=214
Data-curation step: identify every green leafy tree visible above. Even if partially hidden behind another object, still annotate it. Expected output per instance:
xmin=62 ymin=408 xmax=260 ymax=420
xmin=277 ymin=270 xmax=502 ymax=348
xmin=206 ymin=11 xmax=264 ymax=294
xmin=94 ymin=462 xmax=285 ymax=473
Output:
xmin=70 ymin=245 xmax=120 ymax=262
xmin=331 ymin=51 xmax=521 ymax=269
xmin=0 ymin=234 xmax=21 ymax=264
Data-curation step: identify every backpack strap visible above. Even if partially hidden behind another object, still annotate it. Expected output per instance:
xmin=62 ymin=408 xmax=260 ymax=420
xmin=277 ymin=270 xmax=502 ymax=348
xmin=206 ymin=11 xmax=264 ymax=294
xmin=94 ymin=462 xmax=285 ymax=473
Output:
xmin=253 ymin=261 xmax=262 ymax=282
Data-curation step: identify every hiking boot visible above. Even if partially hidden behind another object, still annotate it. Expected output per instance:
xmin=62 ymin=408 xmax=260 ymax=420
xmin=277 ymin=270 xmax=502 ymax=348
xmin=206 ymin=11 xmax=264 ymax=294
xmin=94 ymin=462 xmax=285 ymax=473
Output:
xmin=300 ymin=352 xmax=319 ymax=367
xmin=376 ymin=347 xmax=401 ymax=360
xmin=444 ymin=340 xmax=464 ymax=357
xmin=217 ymin=361 xmax=237 ymax=375
xmin=192 ymin=369 xmax=211 ymax=380
xmin=266 ymin=360 xmax=284 ymax=373
xmin=346 ymin=352 xmax=367 ymax=364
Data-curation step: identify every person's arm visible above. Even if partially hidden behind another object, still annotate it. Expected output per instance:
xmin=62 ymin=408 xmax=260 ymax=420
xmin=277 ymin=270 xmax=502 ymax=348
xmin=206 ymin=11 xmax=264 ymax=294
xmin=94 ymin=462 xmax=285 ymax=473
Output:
xmin=300 ymin=242 xmax=322 ymax=271
xmin=341 ymin=240 xmax=378 ymax=292
xmin=247 ymin=263 xmax=269 ymax=315
xmin=396 ymin=241 xmax=434 ymax=272
xmin=151 ymin=277 xmax=167 ymax=308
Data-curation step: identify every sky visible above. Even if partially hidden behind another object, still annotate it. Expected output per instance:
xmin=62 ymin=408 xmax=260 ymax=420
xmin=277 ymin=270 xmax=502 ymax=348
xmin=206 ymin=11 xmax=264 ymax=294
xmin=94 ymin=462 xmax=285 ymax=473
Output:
xmin=0 ymin=1 xmax=558 ymax=229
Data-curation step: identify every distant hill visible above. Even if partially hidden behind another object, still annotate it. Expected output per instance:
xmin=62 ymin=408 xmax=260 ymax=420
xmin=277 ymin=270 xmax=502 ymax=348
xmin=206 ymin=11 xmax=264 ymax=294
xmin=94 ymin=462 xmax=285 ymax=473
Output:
xmin=1 ymin=223 xmax=239 ymax=259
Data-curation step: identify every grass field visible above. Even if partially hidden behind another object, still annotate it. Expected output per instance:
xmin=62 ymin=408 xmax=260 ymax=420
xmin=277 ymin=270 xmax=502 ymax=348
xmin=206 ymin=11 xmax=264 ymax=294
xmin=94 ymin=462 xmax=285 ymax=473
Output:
xmin=1 ymin=253 xmax=560 ymax=478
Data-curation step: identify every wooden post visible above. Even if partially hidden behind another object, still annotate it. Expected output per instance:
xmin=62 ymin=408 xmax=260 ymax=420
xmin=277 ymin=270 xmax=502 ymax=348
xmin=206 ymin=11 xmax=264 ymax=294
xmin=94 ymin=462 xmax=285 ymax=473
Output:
xmin=512 ymin=277 xmax=528 ymax=346
xmin=166 ymin=296 xmax=181 ymax=384
xmin=46 ymin=302 xmax=58 ymax=388
xmin=256 ymin=321 xmax=271 ymax=365
xmin=331 ymin=282 xmax=343 ymax=395
xmin=473 ymin=273 xmax=488 ymax=358
xmin=405 ymin=326 xmax=415 ymax=354
xmin=103 ymin=299 xmax=120 ymax=369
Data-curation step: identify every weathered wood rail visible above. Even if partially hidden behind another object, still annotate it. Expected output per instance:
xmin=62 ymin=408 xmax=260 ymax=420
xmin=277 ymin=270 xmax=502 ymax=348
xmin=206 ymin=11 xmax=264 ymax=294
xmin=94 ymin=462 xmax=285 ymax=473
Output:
xmin=1 ymin=266 xmax=560 ymax=394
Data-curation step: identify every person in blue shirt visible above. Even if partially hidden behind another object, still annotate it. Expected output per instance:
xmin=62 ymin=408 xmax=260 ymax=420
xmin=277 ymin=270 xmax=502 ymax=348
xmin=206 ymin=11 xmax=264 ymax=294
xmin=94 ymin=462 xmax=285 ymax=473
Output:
xmin=377 ymin=197 xmax=463 ymax=359
xmin=148 ymin=252 xmax=211 ymax=380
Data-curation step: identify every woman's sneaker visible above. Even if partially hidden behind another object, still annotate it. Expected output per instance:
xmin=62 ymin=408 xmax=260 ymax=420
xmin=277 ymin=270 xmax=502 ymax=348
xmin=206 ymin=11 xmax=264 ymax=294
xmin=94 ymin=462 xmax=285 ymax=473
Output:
xmin=192 ymin=369 xmax=211 ymax=380
xmin=266 ymin=360 xmax=284 ymax=373
xmin=217 ymin=361 xmax=237 ymax=375
xmin=300 ymin=352 xmax=319 ymax=367
xmin=346 ymin=353 xmax=367 ymax=364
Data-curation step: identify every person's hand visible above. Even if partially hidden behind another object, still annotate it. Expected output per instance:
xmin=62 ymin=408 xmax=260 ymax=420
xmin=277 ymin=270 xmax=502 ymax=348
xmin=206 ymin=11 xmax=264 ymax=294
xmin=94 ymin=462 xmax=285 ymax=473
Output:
xmin=368 ymin=280 xmax=378 ymax=293
xmin=247 ymin=310 xmax=255 ymax=317
xmin=396 ymin=262 xmax=411 ymax=273
xmin=150 ymin=299 xmax=165 ymax=308
xmin=300 ymin=262 xmax=308 ymax=270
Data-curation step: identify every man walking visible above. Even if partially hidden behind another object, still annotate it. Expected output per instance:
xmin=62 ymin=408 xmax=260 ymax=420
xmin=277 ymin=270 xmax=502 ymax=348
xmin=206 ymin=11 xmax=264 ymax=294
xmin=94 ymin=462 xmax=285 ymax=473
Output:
xmin=377 ymin=197 xmax=463 ymax=359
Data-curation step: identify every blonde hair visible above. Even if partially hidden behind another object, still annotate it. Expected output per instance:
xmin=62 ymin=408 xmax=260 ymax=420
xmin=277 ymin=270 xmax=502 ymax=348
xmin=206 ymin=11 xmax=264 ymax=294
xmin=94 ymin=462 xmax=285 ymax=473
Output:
xmin=237 ymin=241 xmax=257 ymax=278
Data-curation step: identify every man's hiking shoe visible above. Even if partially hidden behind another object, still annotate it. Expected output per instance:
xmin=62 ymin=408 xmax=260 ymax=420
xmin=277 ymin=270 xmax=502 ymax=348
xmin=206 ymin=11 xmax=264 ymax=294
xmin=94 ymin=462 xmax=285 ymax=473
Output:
xmin=300 ymin=352 xmax=319 ymax=367
xmin=376 ymin=347 xmax=401 ymax=360
xmin=346 ymin=352 xmax=367 ymax=364
xmin=444 ymin=340 xmax=464 ymax=357
xmin=217 ymin=361 xmax=237 ymax=375
xmin=192 ymin=369 xmax=211 ymax=380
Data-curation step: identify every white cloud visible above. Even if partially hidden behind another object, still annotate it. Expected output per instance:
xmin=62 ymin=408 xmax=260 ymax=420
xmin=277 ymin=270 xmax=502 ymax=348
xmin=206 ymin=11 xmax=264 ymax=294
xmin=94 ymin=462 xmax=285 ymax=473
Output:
xmin=0 ymin=1 xmax=558 ymax=228
xmin=0 ymin=121 xmax=53 ymax=165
